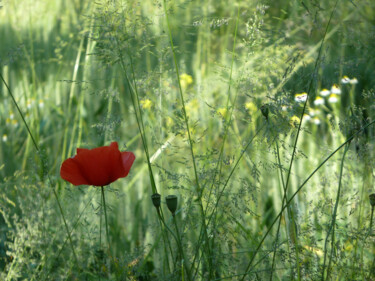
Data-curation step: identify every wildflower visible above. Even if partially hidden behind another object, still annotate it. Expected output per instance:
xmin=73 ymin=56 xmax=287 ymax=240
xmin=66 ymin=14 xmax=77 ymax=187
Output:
xmin=341 ymin=76 xmax=350 ymax=84
xmin=140 ymin=99 xmax=152 ymax=109
xmin=313 ymin=96 xmax=324 ymax=106
xmin=319 ymin=89 xmax=330 ymax=97
xmin=9 ymin=112 xmax=14 ymax=119
xmin=303 ymin=114 xmax=311 ymax=121
xmin=217 ymin=107 xmax=228 ymax=118
xmin=313 ymin=117 xmax=321 ymax=125
xmin=331 ymin=84 xmax=341 ymax=95
xmin=294 ymin=93 xmax=307 ymax=103
xmin=2 ymin=134 xmax=7 ymax=142
xmin=60 ymin=142 xmax=135 ymax=186
xmin=349 ymin=77 xmax=358 ymax=84
xmin=27 ymin=98 xmax=35 ymax=109
xmin=166 ymin=117 xmax=174 ymax=127
xmin=180 ymin=73 xmax=193 ymax=89
xmin=11 ymin=119 xmax=18 ymax=127
xmin=328 ymin=94 xmax=339 ymax=103
xmin=185 ymin=98 xmax=198 ymax=117
xmin=308 ymin=108 xmax=320 ymax=117
xmin=39 ymin=100 xmax=44 ymax=108
xmin=290 ymin=115 xmax=301 ymax=127
xmin=281 ymin=105 xmax=288 ymax=111
xmin=245 ymin=101 xmax=257 ymax=114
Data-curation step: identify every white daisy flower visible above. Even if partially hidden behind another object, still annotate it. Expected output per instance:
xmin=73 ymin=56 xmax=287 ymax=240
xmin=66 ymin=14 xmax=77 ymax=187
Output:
xmin=2 ymin=134 xmax=8 ymax=142
xmin=349 ymin=78 xmax=358 ymax=84
xmin=314 ymin=96 xmax=324 ymax=106
xmin=331 ymin=84 xmax=341 ymax=94
xmin=320 ymin=89 xmax=330 ymax=97
xmin=328 ymin=94 xmax=339 ymax=103
xmin=295 ymin=93 xmax=308 ymax=102
xmin=303 ymin=114 xmax=311 ymax=121
xmin=313 ymin=117 xmax=321 ymax=125
xmin=341 ymin=76 xmax=350 ymax=84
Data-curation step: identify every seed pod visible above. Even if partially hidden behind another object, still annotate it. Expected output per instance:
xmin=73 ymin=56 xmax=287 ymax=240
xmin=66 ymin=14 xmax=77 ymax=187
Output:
xmin=260 ymin=104 xmax=269 ymax=121
xmin=369 ymin=193 xmax=375 ymax=207
xmin=151 ymin=193 xmax=161 ymax=209
xmin=166 ymin=195 xmax=178 ymax=215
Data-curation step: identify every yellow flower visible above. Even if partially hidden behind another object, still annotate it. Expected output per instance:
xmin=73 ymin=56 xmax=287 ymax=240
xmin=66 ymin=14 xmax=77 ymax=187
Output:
xmin=290 ymin=115 xmax=301 ymax=127
xmin=185 ymin=98 xmax=198 ymax=117
xmin=11 ymin=119 xmax=18 ymax=126
xmin=217 ymin=107 xmax=228 ymax=118
xmin=140 ymin=99 xmax=152 ymax=109
xmin=180 ymin=73 xmax=193 ymax=89
xmin=245 ymin=101 xmax=257 ymax=114
xmin=166 ymin=117 xmax=174 ymax=128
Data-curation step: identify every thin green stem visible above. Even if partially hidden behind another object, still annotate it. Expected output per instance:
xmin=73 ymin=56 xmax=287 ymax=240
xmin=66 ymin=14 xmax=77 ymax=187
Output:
xmin=173 ymin=215 xmax=192 ymax=281
xmin=101 ymin=186 xmax=111 ymax=252
xmin=270 ymin=141 xmax=289 ymax=280
xmin=321 ymin=143 xmax=349 ymax=280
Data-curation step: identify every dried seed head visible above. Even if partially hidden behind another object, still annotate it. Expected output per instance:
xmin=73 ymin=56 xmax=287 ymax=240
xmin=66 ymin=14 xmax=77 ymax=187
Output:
xmin=151 ymin=193 xmax=161 ymax=209
xmin=260 ymin=104 xmax=269 ymax=120
xmin=369 ymin=193 xmax=375 ymax=207
xmin=166 ymin=195 xmax=178 ymax=215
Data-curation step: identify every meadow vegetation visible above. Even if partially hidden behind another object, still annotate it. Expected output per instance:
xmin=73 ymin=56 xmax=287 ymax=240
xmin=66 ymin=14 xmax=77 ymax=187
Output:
xmin=1 ymin=0 xmax=375 ymax=280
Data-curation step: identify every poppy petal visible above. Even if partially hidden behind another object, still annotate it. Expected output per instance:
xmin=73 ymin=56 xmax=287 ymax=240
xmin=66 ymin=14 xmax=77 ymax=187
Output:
xmin=60 ymin=158 xmax=90 ymax=185
xmin=77 ymin=148 xmax=89 ymax=154
xmin=75 ymin=146 xmax=115 ymax=186
xmin=60 ymin=142 xmax=135 ymax=186
xmin=120 ymin=152 xmax=135 ymax=176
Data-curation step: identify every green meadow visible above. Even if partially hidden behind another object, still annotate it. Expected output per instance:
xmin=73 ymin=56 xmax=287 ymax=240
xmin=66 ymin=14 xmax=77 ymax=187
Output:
xmin=1 ymin=0 xmax=375 ymax=280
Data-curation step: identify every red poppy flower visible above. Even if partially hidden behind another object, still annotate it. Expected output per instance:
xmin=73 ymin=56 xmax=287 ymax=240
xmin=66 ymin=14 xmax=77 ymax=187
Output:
xmin=60 ymin=142 xmax=135 ymax=186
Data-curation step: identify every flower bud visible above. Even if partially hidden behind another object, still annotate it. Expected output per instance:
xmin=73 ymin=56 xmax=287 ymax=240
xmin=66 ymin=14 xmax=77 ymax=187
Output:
xmin=166 ymin=195 xmax=178 ymax=215
xmin=369 ymin=193 xmax=375 ymax=207
xmin=151 ymin=193 xmax=161 ymax=209
xmin=260 ymin=104 xmax=269 ymax=121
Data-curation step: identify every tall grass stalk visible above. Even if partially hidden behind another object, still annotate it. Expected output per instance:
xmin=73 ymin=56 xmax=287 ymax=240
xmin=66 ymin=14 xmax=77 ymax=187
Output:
xmin=321 ymin=143 xmax=349 ymax=280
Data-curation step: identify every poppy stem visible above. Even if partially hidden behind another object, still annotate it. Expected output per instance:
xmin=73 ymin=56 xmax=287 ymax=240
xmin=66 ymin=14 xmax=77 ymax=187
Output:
xmin=101 ymin=186 xmax=111 ymax=254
